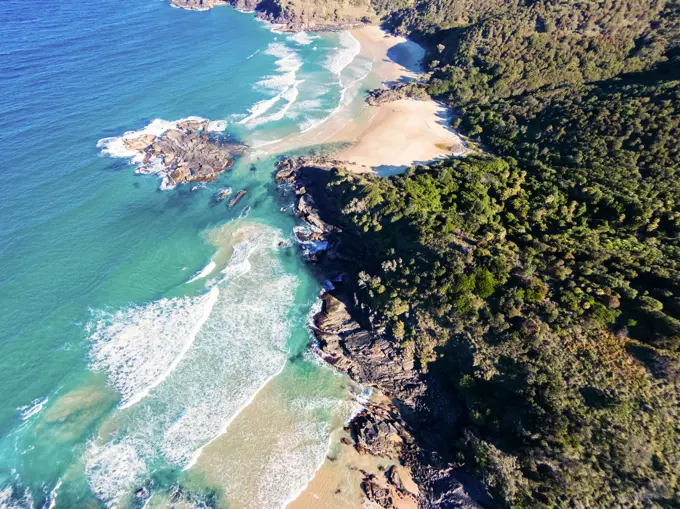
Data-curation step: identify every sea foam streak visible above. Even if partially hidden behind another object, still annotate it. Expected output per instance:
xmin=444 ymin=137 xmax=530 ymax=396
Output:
xmin=239 ymin=42 xmax=302 ymax=127
xmin=186 ymin=260 xmax=217 ymax=283
xmin=85 ymin=223 xmax=298 ymax=505
xmin=17 ymin=396 xmax=49 ymax=421
xmin=88 ymin=287 xmax=219 ymax=409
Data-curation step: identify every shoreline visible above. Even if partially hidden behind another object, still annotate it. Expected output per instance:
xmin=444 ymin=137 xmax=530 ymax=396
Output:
xmin=282 ymin=23 xmax=468 ymax=509
xmin=329 ymin=26 xmax=467 ymax=174
xmin=246 ymin=25 xmax=467 ymax=175
xmin=166 ymin=3 xmax=468 ymax=506
xmin=171 ymin=0 xmax=468 ymax=175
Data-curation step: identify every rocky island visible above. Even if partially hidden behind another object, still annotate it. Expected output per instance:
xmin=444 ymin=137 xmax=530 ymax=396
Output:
xmin=120 ymin=119 xmax=245 ymax=189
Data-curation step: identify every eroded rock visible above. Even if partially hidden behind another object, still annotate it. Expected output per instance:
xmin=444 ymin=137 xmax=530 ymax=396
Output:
xmin=122 ymin=122 xmax=244 ymax=188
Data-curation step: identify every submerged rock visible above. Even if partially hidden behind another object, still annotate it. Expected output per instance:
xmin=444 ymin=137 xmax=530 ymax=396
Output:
xmin=215 ymin=187 xmax=232 ymax=201
xmin=227 ymin=190 xmax=247 ymax=208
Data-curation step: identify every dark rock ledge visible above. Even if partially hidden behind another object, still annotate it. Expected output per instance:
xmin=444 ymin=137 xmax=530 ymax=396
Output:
xmin=275 ymin=157 xmax=483 ymax=509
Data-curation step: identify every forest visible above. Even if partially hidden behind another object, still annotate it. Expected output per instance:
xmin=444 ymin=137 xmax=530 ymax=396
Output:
xmin=309 ymin=0 xmax=680 ymax=507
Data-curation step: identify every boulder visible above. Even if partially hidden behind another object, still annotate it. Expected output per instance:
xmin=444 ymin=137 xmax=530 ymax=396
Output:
xmin=123 ymin=134 xmax=156 ymax=151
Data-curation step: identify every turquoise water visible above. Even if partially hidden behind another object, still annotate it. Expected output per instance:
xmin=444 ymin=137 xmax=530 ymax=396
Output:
xmin=0 ymin=0 xmax=374 ymax=506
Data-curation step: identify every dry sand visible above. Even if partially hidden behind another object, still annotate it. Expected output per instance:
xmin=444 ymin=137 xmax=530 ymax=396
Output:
xmin=328 ymin=26 xmax=467 ymax=174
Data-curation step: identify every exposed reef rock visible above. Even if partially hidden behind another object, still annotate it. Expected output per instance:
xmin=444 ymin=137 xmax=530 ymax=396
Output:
xmin=122 ymin=120 xmax=245 ymax=189
xmin=170 ymin=0 xmax=227 ymax=10
xmin=227 ymin=189 xmax=247 ymax=208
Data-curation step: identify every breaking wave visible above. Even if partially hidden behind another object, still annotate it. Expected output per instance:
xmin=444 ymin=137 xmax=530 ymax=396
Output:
xmin=240 ymin=42 xmax=303 ymax=127
xmin=287 ymin=32 xmax=318 ymax=46
xmin=88 ymin=287 xmax=219 ymax=409
xmin=84 ymin=223 xmax=298 ymax=505
xmin=186 ymin=260 xmax=217 ymax=283
xmin=323 ymin=31 xmax=360 ymax=75
xmin=17 ymin=396 xmax=48 ymax=421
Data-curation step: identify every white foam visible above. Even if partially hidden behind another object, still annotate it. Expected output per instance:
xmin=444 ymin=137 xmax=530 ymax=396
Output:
xmin=88 ymin=287 xmax=219 ymax=409
xmin=85 ymin=224 xmax=299 ymax=505
xmin=184 ymin=361 xmax=285 ymax=470
xmin=85 ymin=441 xmax=148 ymax=507
xmin=46 ymin=480 xmax=62 ymax=509
xmin=186 ymin=261 xmax=217 ymax=283
xmin=292 ymin=99 xmax=324 ymax=111
xmin=293 ymin=225 xmax=328 ymax=255
xmin=323 ymin=31 xmax=360 ymax=75
xmin=0 ymin=486 xmax=33 ymax=509
xmin=96 ymin=116 xmax=226 ymax=189
xmin=246 ymin=49 xmax=260 ymax=60
xmin=250 ymin=137 xmax=285 ymax=149
xmin=238 ymin=93 xmax=285 ymax=124
xmin=17 ymin=396 xmax=48 ymax=421
xmin=239 ymin=41 xmax=306 ymax=128
xmin=287 ymin=32 xmax=318 ymax=46
xmin=257 ymin=70 xmax=298 ymax=92
xmin=245 ymin=81 xmax=302 ymax=128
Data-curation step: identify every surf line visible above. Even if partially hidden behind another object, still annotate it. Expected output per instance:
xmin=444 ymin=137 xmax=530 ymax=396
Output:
xmin=183 ymin=358 xmax=287 ymax=470
xmin=119 ymin=286 xmax=219 ymax=409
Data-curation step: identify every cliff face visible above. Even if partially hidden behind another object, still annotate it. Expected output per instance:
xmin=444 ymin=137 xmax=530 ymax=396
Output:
xmin=171 ymin=0 xmax=377 ymax=30
xmin=275 ymin=159 xmax=485 ymax=509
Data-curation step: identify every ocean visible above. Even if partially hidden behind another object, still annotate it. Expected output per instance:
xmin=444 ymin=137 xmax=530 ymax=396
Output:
xmin=0 ymin=0 xmax=377 ymax=506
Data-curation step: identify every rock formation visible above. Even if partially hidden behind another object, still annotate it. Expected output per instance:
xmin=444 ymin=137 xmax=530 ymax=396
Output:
xmin=227 ymin=190 xmax=247 ymax=208
xmin=170 ymin=0 xmax=227 ymax=10
xmin=122 ymin=120 xmax=244 ymax=189
xmin=275 ymin=158 xmax=483 ymax=509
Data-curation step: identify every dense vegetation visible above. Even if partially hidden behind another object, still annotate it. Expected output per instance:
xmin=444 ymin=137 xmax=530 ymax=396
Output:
xmin=257 ymin=0 xmax=680 ymax=505
xmin=298 ymin=0 xmax=680 ymax=507
xmin=406 ymin=0 xmax=679 ymax=103
xmin=322 ymin=144 xmax=680 ymax=507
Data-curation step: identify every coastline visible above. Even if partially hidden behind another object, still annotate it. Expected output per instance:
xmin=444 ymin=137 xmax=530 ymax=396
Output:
xmin=245 ymin=24 xmax=467 ymax=176
xmin=281 ymin=22 xmax=470 ymax=509
xmin=160 ymin=2 xmax=469 ymax=506
xmin=329 ymin=26 xmax=467 ymax=174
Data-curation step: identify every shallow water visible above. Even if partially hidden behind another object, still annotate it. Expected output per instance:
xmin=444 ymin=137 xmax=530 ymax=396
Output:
xmin=0 ymin=0 xmax=379 ymax=506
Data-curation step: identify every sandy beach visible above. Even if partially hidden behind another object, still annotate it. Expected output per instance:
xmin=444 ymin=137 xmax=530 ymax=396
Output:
xmin=251 ymin=25 xmax=467 ymax=174
xmin=287 ymin=394 xmax=419 ymax=509
xmin=329 ymin=26 xmax=467 ymax=174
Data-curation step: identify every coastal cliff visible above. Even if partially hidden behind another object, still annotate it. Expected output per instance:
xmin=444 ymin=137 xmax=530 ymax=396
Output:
xmin=276 ymin=158 xmax=484 ymax=508
xmin=171 ymin=0 xmax=377 ymax=31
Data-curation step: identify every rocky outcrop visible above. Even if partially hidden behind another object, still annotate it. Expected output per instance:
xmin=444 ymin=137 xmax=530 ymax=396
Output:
xmin=227 ymin=189 xmax=247 ymax=207
xmin=276 ymin=160 xmax=484 ymax=509
xmin=122 ymin=121 xmax=244 ymax=189
xmin=170 ymin=0 xmax=369 ymax=31
xmin=314 ymin=293 xmax=420 ymax=399
xmin=367 ymin=83 xmax=430 ymax=106
xmin=170 ymin=0 xmax=227 ymax=10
